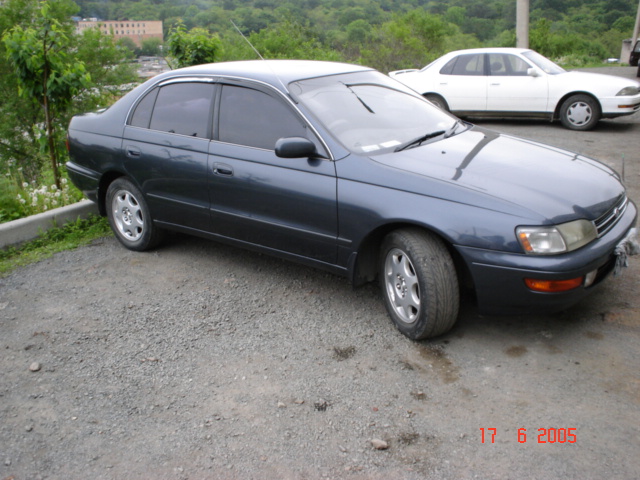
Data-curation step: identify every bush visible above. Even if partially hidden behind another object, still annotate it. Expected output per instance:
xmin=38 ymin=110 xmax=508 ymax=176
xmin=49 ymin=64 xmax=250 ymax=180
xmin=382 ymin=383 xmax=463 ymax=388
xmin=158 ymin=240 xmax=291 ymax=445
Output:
xmin=0 ymin=167 xmax=83 ymax=224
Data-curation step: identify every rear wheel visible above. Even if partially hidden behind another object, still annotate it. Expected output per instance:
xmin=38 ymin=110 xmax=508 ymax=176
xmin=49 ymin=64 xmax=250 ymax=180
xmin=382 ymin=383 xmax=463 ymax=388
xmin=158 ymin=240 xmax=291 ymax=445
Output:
xmin=379 ymin=229 xmax=459 ymax=340
xmin=424 ymin=94 xmax=450 ymax=112
xmin=106 ymin=177 xmax=164 ymax=251
xmin=559 ymin=94 xmax=600 ymax=131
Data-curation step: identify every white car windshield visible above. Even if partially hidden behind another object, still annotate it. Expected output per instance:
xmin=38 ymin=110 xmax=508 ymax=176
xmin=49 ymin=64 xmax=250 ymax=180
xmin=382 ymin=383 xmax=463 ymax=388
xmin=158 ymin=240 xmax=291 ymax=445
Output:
xmin=522 ymin=51 xmax=566 ymax=75
xmin=289 ymin=71 xmax=457 ymax=155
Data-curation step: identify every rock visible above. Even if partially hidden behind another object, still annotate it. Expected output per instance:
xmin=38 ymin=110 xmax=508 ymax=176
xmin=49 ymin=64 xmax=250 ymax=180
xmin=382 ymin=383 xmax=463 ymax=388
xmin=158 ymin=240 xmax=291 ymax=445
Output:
xmin=371 ymin=438 xmax=388 ymax=450
xmin=29 ymin=362 xmax=41 ymax=372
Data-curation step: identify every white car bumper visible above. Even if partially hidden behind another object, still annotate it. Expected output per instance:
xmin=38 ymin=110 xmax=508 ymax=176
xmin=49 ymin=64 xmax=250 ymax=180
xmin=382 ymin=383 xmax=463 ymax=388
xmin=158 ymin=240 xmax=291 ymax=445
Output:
xmin=599 ymin=93 xmax=640 ymax=117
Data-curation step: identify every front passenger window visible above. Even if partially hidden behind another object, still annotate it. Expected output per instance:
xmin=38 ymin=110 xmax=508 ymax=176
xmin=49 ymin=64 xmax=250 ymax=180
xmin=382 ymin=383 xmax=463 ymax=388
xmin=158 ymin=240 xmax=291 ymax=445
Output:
xmin=218 ymin=85 xmax=308 ymax=150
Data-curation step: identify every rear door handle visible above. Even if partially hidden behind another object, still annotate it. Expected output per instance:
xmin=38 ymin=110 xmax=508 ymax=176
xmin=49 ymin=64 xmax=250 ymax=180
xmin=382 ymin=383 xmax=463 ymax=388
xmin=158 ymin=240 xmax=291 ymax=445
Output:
xmin=125 ymin=145 xmax=141 ymax=158
xmin=213 ymin=163 xmax=233 ymax=177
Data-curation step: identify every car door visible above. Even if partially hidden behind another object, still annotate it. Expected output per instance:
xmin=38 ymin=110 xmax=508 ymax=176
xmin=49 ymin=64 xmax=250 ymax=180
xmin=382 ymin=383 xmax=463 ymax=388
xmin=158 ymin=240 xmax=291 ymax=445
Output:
xmin=485 ymin=53 xmax=549 ymax=113
xmin=435 ymin=53 xmax=488 ymax=111
xmin=208 ymin=82 xmax=338 ymax=264
xmin=123 ymin=79 xmax=214 ymax=231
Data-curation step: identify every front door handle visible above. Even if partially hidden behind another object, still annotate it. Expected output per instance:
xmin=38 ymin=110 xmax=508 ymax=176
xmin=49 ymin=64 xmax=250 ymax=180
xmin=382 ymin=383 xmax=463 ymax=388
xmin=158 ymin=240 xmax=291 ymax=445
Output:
xmin=213 ymin=163 xmax=233 ymax=177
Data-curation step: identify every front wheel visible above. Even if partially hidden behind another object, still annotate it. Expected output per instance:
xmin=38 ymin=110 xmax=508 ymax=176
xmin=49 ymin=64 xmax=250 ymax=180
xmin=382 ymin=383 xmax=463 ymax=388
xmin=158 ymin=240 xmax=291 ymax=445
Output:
xmin=559 ymin=94 xmax=600 ymax=131
xmin=379 ymin=229 xmax=459 ymax=340
xmin=106 ymin=177 xmax=164 ymax=251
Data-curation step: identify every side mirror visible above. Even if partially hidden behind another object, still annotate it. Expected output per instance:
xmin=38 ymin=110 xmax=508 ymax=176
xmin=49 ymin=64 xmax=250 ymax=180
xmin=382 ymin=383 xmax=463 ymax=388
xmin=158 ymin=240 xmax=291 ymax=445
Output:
xmin=527 ymin=67 xmax=541 ymax=77
xmin=275 ymin=137 xmax=318 ymax=159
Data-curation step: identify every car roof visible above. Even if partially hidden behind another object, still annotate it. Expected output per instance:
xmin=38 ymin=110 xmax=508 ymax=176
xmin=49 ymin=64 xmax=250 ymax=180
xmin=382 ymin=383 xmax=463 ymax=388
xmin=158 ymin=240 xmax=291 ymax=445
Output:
xmin=444 ymin=48 xmax=533 ymax=56
xmin=153 ymin=60 xmax=374 ymax=92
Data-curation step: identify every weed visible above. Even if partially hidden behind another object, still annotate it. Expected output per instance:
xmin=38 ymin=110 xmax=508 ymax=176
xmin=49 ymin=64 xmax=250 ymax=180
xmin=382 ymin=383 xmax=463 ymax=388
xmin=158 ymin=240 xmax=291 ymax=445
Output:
xmin=0 ymin=215 xmax=111 ymax=276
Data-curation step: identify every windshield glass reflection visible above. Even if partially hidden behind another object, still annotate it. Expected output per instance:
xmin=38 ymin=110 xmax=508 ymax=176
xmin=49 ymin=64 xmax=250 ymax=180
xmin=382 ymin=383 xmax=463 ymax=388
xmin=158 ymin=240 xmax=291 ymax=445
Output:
xmin=290 ymin=71 xmax=456 ymax=155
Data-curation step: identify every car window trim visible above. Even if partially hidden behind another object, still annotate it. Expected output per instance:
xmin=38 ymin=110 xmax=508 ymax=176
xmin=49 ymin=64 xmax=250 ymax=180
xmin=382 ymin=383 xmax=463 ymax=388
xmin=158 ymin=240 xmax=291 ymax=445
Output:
xmin=125 ymin=75 xmax=216 ymax=130
xmin=157 ymin=76 xmax=217 ymax=87
xmin=126 ymin=74 xmax=334 ymax=160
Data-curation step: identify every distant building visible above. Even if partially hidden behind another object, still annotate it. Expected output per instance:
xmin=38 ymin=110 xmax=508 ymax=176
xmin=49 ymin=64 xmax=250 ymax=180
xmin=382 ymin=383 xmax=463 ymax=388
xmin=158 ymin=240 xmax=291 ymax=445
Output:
xmin=76 ymin=20 xmax=163 ymax=47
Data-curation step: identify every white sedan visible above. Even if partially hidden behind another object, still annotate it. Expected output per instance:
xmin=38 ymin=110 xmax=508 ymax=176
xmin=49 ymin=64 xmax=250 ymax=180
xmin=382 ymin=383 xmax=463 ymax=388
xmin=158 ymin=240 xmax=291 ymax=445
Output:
xmin=389 ymin=48 xmax=640 ymax=130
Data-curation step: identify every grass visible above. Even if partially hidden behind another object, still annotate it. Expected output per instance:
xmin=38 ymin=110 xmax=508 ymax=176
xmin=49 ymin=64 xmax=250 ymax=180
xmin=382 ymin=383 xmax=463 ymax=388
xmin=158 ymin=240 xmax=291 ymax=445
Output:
xmin=0 ymin=214 xmax=112 ymax=276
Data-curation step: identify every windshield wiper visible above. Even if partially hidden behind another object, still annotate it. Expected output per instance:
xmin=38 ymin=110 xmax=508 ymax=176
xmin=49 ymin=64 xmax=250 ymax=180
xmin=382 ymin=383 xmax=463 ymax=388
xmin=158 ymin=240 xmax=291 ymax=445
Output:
xmin=444 ymin=119 xmax=463 ymax=138
xmin=395 ymin=130 xmax=445 ymax=152
xmin=342 ymin=82 xmax=375 ymax=113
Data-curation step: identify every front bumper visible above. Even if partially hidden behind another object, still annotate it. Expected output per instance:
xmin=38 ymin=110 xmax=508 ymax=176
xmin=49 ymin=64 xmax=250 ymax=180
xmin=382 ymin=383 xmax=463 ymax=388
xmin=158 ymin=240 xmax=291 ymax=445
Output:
xmin=456 ymin=199 xmax=638 ymax=315
xmin=600 ymin=93 xmax=640 ymax=118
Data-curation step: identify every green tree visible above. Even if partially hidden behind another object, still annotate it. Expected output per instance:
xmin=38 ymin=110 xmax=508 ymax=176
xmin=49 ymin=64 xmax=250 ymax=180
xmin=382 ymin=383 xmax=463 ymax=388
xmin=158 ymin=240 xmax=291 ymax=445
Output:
xmin=139 ymin=37 xmax=163 ymax=56
xmin=75 ymin=26 xmax=137 ymax=109
xmin=166 ymin=22 xmax=221 ymax=68
xmin=246 ymin=19 xmax=343 ymax=61
xmin=444 ymin=6 xmax=466 ymax=27
xmin=0 ymin=0 xmax=75 ymax=182
xmin=117 ymin=36 xmax=138 ymax=56
xmin=3 ymin=1 xmax=90 ymax=188
xmin=361 ymin=10 xmax=453 ymax=72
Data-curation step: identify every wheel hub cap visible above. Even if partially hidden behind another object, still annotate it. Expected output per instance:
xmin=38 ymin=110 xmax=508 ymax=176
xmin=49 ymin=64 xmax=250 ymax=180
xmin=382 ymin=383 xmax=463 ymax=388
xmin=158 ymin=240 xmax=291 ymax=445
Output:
xmin=112 ymin=190 xmax=144 ymax=241
xmin=122 ymin=207 xmax=133 ymax=224
xmin=385 ymin=248 xmax=420 ymax=324
xmin=567 ymin=102 xmax=592 ymax=126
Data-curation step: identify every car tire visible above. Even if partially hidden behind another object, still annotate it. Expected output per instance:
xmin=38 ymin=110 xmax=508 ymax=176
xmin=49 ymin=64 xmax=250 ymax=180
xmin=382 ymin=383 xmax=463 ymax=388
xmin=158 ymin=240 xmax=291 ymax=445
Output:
xmin=106 ymin=177 xmax=164 ymax=251
xmin=424 ymin=94 xmax=450 ymax=112
xmin=559 ymin=94 xmax=600 ymax=131
xmin=379 ymin=229 xmax=459 ymax=340
xmin=636 ymin=64 xmax=640 ymax=77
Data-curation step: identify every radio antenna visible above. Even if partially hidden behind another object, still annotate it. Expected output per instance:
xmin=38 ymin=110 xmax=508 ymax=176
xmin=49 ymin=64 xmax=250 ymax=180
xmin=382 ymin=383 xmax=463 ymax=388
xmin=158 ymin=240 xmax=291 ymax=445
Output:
xmin=231 ymin=20 xmax=265 ymax=60
xmin=230 ymin=20 xmax=292 ymax=100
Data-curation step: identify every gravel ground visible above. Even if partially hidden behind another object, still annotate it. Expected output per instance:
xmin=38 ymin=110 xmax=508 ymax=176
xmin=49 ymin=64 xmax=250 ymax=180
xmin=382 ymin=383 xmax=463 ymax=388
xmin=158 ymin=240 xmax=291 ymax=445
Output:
xmin=1 ymin=67 xmax=639 ymax=480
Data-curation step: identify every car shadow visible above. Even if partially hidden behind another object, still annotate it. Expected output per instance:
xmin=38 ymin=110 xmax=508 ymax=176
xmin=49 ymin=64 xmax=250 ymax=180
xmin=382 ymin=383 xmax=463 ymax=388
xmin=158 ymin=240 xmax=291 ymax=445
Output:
xmin=156 ymin=231 xmax=613 ymax=348
xmin=471 ymin=117 xmax=638 ymax=133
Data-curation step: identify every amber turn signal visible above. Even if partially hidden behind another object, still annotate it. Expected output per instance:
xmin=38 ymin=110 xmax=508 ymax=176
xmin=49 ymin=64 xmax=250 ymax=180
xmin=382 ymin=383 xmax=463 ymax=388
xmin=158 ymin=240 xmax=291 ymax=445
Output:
xmin=524 ymin=277 xmax=584 ymax=293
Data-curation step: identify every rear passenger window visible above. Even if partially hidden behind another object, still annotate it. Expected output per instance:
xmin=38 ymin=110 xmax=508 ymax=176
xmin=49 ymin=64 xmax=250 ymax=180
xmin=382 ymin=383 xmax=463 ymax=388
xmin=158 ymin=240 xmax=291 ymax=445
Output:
xmin=150 ymin=83 xmax=214 ymax=137
xmin=129 ymin=82 xmax=214 ymax=138
xmin=441 ymin=54 xmax=485 ymax=76
xmin=129 ymin=88 xmax=158 ymax=128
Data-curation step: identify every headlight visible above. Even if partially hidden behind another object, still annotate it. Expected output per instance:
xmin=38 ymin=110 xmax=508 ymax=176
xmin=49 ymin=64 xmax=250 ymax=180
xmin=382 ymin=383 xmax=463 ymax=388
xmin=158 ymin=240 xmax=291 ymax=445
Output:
xmin=516 ymin=219 xmax=597 ymax=255
xmin=616 ymin=86 xmax=640 ymax=96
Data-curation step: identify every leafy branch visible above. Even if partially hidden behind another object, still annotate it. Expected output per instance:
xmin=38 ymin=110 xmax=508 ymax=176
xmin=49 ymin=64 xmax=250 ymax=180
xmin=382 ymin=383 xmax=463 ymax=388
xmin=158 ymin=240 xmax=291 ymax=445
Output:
xmin=3 ymin=1 xmax=91 ymax=189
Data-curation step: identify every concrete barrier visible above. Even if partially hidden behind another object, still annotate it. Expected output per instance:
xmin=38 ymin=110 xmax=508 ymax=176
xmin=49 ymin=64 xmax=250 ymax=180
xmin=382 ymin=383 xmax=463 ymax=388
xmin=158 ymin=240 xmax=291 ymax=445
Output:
xmin=0 ymin=199 xmax=99 ymax=249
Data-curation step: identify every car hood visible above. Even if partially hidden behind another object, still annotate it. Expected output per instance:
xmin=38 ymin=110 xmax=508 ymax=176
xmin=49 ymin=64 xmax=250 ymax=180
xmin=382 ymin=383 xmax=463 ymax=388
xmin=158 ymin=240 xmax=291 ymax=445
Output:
xmin=372 ymin=127 xmax=624 ymax=224
xmin=560 ymin=70 xmax=640 ymax=91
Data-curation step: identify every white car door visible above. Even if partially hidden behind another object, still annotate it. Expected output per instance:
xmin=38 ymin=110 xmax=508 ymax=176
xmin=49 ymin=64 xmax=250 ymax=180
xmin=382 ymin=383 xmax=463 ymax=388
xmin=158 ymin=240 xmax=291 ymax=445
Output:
xmin=435 ymin=53 xmax=488 ymax=111
xmin=485 ymin=53 xmax=549 ymax=113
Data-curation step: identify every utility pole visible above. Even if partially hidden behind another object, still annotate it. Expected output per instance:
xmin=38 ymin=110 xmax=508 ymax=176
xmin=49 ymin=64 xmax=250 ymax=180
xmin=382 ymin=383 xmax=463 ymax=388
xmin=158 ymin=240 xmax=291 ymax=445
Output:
xmin=632 ymin=0 xmax=640 ymax=48
xmin=516 ymin=0 xmax=529 ymax=48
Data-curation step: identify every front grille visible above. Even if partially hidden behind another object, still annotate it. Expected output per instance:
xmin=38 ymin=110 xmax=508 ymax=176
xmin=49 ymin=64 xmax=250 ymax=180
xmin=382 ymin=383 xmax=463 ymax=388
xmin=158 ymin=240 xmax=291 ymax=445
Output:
xmin=594 ymin=195 xmax=628 ymax=237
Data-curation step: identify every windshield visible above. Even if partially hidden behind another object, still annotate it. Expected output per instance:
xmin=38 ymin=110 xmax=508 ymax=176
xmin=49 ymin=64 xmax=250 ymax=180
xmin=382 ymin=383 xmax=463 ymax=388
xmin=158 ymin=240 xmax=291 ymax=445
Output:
xmin=289 ymin=71 xmax=457 ymax=155
xmin=522 ymin=51 xmax=566 ymax=75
